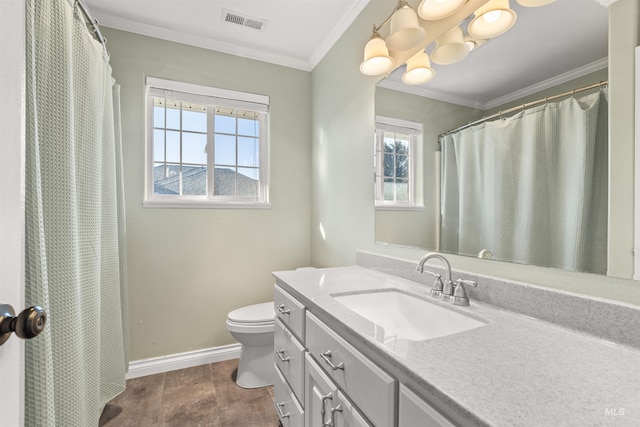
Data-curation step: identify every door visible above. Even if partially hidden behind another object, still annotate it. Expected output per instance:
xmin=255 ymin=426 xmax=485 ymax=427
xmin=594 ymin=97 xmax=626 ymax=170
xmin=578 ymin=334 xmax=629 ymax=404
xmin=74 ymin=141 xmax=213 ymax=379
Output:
xmin=0 ymin=0 xmax=26 ymax=425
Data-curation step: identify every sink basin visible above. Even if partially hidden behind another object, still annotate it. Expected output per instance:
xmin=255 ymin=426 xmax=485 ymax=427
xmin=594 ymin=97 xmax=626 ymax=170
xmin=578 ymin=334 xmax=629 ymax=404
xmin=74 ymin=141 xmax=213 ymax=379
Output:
xmin=333 ymin=290 xmax=485 ymax=345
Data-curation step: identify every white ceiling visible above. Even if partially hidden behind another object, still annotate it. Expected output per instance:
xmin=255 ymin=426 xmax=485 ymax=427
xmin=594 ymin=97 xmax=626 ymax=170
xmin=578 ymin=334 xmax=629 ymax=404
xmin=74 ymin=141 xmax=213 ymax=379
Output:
xmin=84 ymin=0 xmax=608 ymax=109
xmin=83 ymin=0 xmax=370 ymax=71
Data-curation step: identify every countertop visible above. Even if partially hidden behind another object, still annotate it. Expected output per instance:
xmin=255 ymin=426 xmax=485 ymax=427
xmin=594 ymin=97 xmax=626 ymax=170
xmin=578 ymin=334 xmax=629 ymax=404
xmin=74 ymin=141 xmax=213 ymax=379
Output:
xmin=273 ymin=266 xmax=640 ymax=427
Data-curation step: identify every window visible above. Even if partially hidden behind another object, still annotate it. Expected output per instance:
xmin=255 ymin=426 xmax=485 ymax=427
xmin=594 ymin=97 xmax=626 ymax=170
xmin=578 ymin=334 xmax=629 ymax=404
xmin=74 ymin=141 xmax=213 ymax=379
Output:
xmin=145 ymin=77 xmax=269 ymax=208
xmin=374 ymin=116 xmax=422 ymax=209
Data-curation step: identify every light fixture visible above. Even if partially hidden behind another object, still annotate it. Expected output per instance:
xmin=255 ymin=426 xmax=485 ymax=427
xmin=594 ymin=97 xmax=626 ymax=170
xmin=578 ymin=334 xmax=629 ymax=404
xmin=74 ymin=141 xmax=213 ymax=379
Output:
xmin=402 ymin=51 xmax=436 ymax=85
xmin=463 ymin=34 xmax=488 ymax=52
xmin=359 ymin=0 xmax=554 ymax=86
xmin=418 ymin=0 xmax=466 ymax=21
xmin=517 ymin=0 xmax=556 ymax=6
xmin=386 ymin=0 xmax=426 ymax=51
xmin=360 ymin=28 xmax=395 ymax=76
xmin=431 ymin=25 xmax=469 ymax=65
xmin=468 ymin=0 xmax=517 ymax=40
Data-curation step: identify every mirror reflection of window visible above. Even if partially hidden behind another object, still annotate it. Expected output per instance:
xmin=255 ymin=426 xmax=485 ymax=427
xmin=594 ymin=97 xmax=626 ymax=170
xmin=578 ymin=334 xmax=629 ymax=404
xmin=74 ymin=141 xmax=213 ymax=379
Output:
xmin=374 ymin=116 xmax=422 ymax=209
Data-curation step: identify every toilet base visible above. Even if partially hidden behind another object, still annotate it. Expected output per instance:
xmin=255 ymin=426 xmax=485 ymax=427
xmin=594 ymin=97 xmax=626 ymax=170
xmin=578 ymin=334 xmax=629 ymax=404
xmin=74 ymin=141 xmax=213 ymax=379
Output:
xmin=235 ymin=342 xmax=274 ymax=389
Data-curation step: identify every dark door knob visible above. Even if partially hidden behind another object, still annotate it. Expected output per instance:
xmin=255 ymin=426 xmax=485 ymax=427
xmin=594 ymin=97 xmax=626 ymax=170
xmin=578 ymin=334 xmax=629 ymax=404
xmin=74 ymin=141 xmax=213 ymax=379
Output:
xmin=0 ymin=304 xmax=47 ymax=346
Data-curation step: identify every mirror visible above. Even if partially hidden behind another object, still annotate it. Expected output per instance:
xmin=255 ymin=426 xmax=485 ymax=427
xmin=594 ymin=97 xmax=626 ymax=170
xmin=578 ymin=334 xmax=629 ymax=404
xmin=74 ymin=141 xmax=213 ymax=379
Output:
xmin=374 ymin=1 xmax=609 ymax=273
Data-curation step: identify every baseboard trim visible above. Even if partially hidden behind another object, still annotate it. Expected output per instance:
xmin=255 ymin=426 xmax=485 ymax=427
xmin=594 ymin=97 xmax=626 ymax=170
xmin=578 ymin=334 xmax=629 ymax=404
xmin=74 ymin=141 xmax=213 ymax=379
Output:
xmin=126 ymin=344 xmax=241 ymax=379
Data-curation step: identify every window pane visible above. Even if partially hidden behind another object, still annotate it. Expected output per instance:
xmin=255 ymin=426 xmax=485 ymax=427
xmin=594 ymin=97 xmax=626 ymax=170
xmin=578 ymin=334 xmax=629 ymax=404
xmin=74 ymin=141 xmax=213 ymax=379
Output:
xmin=166 ymin=131 xmax=181 ymax=163
xmin=153 ymin=130 xmax=164 ymax=162
xmin=215 ymin=112 xmax=236 ymax=134
xmin=384 ymin=132 xmax=395 ymax=153
xmin=383 ymin=178 xmax=394 ymax=201
xmin=154 ymin=163 xmax=180 ymax=195
xmin=182 ymin=132 xmax=207 ymax=165
xmin=395 ymin=135 xmax=409 ymax=155
xmin=166 ymin=101 xmax=180 ymax=129
xmin=214 ymin=167 xmax=236 ymax=196
xmin=182 ymin=108 xmax=207 ymax=133
xmin=238 ymin=137 xmax=259 ymax=167
xmin=383 ymin=154 xmax=395 ymax=178
xmin=396 ymin=155 xmax=408 ymax=178
xmin=153 ymin=105 xmax=165 ymax=128
xmin=238 ymin=117 xmax=259 ymax=137
xmin=396 ymin=179 xmax=409 ymax=201
xmin=237 ymin=168 xmax=259 ymax=197
xmin=214 ymin=134 xmax=236 ymax=165
xmin=182 ymin=165 xmax=207 ymax=196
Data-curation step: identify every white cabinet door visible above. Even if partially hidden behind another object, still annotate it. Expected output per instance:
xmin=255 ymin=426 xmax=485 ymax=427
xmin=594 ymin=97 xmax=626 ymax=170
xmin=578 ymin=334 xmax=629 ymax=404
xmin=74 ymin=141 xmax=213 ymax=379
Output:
xmin=274 ymin=365 xmax=304 ymax=427
xmin=399 ymin=384 xmax=455 ymax=427
xmin=305 ymin=354 xmax=372 ymax=427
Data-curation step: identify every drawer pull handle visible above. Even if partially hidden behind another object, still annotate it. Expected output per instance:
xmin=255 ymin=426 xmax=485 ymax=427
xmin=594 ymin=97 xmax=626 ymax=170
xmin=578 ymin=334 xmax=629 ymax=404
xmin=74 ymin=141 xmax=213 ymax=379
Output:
xmin=276 ymin=349 xmax=290 ymax=362
xmin=323 ymin=403 xmax=343 ymax=426
xmin=276 ymin=402 xmax=290 ymax=419
xmin=320 ymin=350 xmax=344 ymax=371
xmin=277 ymin=304 xmax=291 ymax=315
xmin=320 ymin=393 xmax=333 ymax=426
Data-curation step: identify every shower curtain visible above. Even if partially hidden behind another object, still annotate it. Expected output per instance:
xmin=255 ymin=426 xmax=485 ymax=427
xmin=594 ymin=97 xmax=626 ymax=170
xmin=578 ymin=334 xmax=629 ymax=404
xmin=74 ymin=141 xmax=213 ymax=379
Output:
xmin=441 ymin=90 xmax=608 ymax=274
xmin=25 ymin=0 xmax=129 ymax=425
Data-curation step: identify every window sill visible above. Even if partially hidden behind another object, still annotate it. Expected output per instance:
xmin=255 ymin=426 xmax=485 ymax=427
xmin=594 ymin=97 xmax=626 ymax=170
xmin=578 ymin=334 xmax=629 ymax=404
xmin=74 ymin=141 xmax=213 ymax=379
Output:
xmin=375 ymin=204 xmax=424 ymax=212
xmin=142 ymin=199 xmax=272 ymax=209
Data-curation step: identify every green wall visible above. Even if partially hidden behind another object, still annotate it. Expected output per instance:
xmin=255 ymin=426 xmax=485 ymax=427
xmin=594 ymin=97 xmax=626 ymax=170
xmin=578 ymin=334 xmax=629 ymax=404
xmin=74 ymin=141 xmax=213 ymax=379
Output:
xmin=103 ymin=28 xmax=312 ymax=360
xmin=374 ymin=88 xmax=483 ymax=249
xmin=311 ymin=0 xmax=640 ymax=306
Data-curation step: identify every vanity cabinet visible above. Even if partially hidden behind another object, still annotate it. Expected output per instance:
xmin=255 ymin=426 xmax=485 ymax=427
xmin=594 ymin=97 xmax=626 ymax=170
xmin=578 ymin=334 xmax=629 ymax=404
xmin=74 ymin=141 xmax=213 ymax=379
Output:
xmin=304 ymin=353 xmax=371 ymax=427
xmin=274 ymin=286 xmax=306 ymax=427
xmin=305 ymin=312 xmax=395 ymax=427
xmin=274 ymin=282 xmax=455 ymax=427
xmin=399 ymin=385 xmax=455 ymax=427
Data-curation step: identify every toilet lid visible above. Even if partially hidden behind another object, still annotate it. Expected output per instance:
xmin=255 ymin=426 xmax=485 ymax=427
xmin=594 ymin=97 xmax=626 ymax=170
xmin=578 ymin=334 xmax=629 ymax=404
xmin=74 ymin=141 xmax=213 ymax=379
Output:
xmin=228 ymin=302 xmax=274 ymax=324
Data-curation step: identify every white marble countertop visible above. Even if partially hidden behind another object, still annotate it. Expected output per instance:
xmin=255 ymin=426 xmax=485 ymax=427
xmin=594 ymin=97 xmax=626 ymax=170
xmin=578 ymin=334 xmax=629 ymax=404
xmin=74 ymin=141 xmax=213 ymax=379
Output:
xmin=273 ymin=266 xmax=640 ymax=427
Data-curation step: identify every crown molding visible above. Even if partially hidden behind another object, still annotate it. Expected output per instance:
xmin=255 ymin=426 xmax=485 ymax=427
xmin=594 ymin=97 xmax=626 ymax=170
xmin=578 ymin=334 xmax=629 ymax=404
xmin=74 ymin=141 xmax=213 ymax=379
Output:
xmin=379 ymin=57 xmax=608 ymax=111
xmin=484 ymin=57 xmax=608 ymax=109
xmin=93 ymin=9 xmax=313 ymax=71
xmin=308 ymin=0 xmax=370 ymax=69
xmin=91 ymin=1 xmax=369 ymax=72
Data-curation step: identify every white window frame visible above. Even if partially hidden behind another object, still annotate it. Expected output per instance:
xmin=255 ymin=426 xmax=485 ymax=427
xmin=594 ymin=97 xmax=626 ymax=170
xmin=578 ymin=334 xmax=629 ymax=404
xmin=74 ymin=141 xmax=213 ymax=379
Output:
xmin=143 ymin=77 xmax=270 ymax=209
xmin=375 ymin=116 xmax=422 ymax=210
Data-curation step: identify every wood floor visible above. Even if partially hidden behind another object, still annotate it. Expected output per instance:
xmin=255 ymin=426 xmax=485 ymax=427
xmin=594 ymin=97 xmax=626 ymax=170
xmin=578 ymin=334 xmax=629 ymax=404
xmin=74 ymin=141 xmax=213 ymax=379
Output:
xmin=99 ymin=359 xmax=280 ymax=427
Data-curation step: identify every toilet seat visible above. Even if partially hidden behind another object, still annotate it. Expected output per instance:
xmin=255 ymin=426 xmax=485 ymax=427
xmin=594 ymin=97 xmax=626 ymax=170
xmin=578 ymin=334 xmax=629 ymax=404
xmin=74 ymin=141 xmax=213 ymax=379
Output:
xmin=228 ymin=302 xmax=274 ymax=324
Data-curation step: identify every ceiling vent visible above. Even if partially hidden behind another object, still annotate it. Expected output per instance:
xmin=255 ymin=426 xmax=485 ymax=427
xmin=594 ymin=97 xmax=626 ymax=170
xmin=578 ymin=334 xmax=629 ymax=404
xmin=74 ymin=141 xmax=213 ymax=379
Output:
xmin=222 ymin=9 xmax=267 ymax=31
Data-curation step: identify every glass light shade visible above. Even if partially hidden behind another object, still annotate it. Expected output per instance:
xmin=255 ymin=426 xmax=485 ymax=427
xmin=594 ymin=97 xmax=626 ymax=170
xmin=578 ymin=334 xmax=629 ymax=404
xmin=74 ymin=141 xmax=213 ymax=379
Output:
xmin=468 ymin=0 xmax=517 ymax=39
xmin=463 ymin=34 xmax=488 ymax=52
xmin=402 ymin=51 xmax=436 ymax=85
xmin=418 ymin=0 xmax=466 ymax=20
xmin=386 ymin=2 xmax=426 ymax=51
xmin=517 ymin=0 xmax=555 ymax=6
xmin=360 ymin=33 xmax=395 ymax=76
xmin=431 ymin=26 xmax=469 ymax=65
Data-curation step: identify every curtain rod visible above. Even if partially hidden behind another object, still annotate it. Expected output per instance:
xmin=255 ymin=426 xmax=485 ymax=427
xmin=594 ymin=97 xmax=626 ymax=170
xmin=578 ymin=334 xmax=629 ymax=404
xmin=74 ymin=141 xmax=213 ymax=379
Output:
xmin=438 ymin=80 xmax=608 ymax=141
xmin=76 ymin=0 xmax=108 ymax=55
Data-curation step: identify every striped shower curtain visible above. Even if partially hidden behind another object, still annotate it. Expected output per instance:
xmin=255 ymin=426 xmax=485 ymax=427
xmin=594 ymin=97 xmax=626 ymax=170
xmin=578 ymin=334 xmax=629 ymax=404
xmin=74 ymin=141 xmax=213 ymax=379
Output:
xmin=440 ymin=90 xmax=608 ymax=274
xmin=25 ymin=0 xmax=128 ymax=425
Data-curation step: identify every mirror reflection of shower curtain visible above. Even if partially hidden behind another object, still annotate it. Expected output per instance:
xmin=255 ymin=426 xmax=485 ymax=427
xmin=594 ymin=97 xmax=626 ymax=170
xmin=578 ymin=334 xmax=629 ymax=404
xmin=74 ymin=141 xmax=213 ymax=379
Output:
xmin=441 ymin=90 xmax=608 ymax=274
xmin=25 ymin=0 xmax=128 ymax=424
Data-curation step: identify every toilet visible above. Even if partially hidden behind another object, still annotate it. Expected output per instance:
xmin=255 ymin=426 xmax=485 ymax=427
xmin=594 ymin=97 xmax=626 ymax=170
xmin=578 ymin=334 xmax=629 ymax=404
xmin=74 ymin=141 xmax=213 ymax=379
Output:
xmin=226 ymin=301 xmax=275 ymax=388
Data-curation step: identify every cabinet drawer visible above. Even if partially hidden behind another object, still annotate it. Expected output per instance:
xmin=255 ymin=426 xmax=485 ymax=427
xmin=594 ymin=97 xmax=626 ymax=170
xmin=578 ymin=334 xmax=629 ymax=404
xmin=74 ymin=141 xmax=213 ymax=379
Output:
xmin=306 ymin=312 xmax=395 ymax=427
xmin=274 ymin=318 xmax=306 ymax=402
xmin=274 ymin=364 xmax=304 ymax=427
xmin=275 ymin=285 xmax=306 ymax=343
xmin=304 ymin=354 xmax=371 ymax=427
xmin=399 ymin=384 xmax=455 ymax=427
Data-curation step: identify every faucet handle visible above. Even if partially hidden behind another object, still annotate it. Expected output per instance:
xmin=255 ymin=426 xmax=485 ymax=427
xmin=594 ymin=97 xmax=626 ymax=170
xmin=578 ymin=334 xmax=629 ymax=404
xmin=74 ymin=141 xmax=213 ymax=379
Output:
xmin=451 ymin=279 xmax=477 ymax=306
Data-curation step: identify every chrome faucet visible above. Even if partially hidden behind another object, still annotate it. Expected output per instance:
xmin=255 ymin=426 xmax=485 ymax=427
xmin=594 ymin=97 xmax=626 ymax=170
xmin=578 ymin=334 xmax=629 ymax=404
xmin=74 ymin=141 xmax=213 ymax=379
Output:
xmin=416 ymin=253 xmax=478 ymax=305
xmin=416 ymin=253 xmax=453 ymax=301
